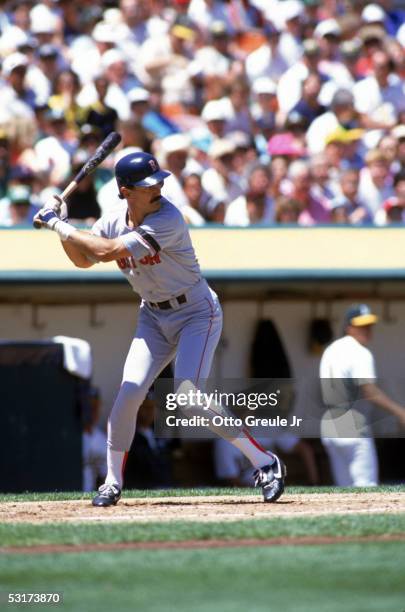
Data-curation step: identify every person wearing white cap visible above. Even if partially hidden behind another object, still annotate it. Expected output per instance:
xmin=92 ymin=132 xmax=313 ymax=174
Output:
xmin=320 ymin=304 xmax=405 ymax=487
xmin=157 ymin=133 xmax=192 ymax=210
xmin=314 ymin=18 xmax=342 ymax=71
xmin=250 ymin=77 xmax=278 ymax=143
xmin=245 ymin=21 xmax=289 ymax=84
xmin=201 ymin=138 xmax=244 ymax=207
xmin=70 ymin=20 xmax=119 ymax=85
xmin=1 ymin=52 xmax=36 ymax=110
xmin=277 ymin=0 xmax=304 ymax=68
xmin=361 ymin=3 xmax=386 ymax=26
xmin=197 ymin=99 xmax=232 ymax=150
xmin=30 ymin=6 xmax=60 ymax=44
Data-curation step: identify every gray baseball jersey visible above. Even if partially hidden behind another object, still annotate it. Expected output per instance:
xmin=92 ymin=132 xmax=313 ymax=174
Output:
xmin=92 ymin=198 xmax=201 ymax=302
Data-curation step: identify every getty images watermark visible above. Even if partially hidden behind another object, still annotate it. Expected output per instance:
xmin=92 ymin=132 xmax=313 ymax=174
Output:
xmin=153 ymin=378 xmax=405 ymax=439
xmin=164 ymin=388 xmax=302 ymax=429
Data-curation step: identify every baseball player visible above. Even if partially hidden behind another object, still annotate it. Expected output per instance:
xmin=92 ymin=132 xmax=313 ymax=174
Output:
xmin=34 ymin=150 xmax=286 ymax=506
xmin=320 ymin=304 xmax=405 ymax=486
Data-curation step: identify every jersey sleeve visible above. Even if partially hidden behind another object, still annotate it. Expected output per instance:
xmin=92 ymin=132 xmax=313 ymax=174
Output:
xmin=91 ymin=217 xmax=107 ymax=238
xmin=351 ymin=347 xmax=376 ymax=385
xmin=120 ymin=210 xmax=182 ymax=260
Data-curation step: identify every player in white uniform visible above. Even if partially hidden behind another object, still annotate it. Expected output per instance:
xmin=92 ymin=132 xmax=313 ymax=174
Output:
xmin=34 ymin=150 xmax=287 ymax=506
xmin=320 ymin=304 xmax=405 ymax=486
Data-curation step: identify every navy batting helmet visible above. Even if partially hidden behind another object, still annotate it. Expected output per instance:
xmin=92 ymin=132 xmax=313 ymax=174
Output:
xmin=115 ymin=152 xmax=170 ymax=197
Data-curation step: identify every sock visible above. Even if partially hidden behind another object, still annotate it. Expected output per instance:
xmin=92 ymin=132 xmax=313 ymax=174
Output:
xmin=105 ymin=449 xmax=127 ymax=489
xmin=230 ymin=429 xmax=275 ymax=469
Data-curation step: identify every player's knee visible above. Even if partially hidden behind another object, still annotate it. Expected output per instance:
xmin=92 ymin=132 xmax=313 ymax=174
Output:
xmin=117 ymin=381 xmax=147 ymax=409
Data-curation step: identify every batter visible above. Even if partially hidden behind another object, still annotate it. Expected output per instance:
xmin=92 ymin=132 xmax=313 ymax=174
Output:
xmin=34 ymin=150 xmax=286 ymax=506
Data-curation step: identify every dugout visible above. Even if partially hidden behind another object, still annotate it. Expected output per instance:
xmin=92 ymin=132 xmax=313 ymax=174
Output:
xmin=0 ymin=341 xmax=83 ymax=493
xmin=1 ymin=225 xmax=405 ymax=487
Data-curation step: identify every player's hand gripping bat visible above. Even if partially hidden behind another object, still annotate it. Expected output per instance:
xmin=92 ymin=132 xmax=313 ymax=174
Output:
xmin=33 ymin=131 xmax=122 ymax=229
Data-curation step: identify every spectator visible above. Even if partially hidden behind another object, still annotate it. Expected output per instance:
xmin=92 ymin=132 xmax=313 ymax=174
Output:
xmin=285 ymin=160 xmax=330 ymax=225
xmin=310 ymin=153 xmax=335 ymax=202
xmin=356 ymin=25 xmax=387 ymax=77
xmin=278 ymin=0 xmax=305 ymax=67
xmin=189 ymin=20 xmax=239 ymax=84
xmin=0 ymin=0 xmax=403 ymax=232
xmin=353 ymin=50 xmax=405 ymax=140
xmin=245 ymin=21 xmax=289 ymax=84
xmin=200 ymin=98 xmax=231 ymax=144
xmin=48 ymin=69 xmax=83 ymax=137
xmin=391 ymin=125 xmax=405 ymax=172
xmin=0 ymin=131 xmax=11 ymax=199
xmin=358 ymin=148 xmax=394 ymax=218
xmin=227 ymin=131 xmax=258 ymax=179
xmin=80 ymin=76 xmax=119 ymax=139
xmin=314 ymin=18 xmax=342 ymax=70
xmin=158 ymin=133 xmax=192 ymax=209
xmin=250 ymin=77 xmax=278 ymax=151
xmin=225 ymin=164 xmax=274 ymax=226
xmin=290 ymin=71 xmax=326 ymax=125
xmin=324 ymin=127 xmax=364 ymax=172
xmin=274 ymin=195 xmax=301 ymax=223
xmin=33 ymin=108 xmax=74 ymax=187
xmin=128 ymin=87 xmax=179 ymax=139
xmin=306 ymin=88 xmax=360 ymax=154
xmin=136 ymin=15 xmax=196 ymax=107
xmin=28 ymin=44 xmax=63 ymax=108
xmin=269 ymin=155 xmax=291 ymax=199
xmin=1 ymin=52 xmax=36 ymax=112
xmin=0 ymin=184 xmax=39 ymax=227
xmin=377 ymin=132 xmax=399 ymax=170
xmin=223 ymin=79 xmax=252 ymax=136
xmin=277 ymin=38 xmax=322 ymax=115
xmin=202 ymin=138 xmax=244 ymax=207
xmin=181 ymin=172 xmax=217 ymax=224
xmin=64 ymin=149 xmax=101 ymax=225
xmin=379 ymin=170 xmax=405 ymax=225
xmin=332 ymin=167 xmax=371 ymax=225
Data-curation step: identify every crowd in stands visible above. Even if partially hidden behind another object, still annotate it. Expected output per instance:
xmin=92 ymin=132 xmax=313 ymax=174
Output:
xmin=0 ymin=0 xmax=405 ymax=227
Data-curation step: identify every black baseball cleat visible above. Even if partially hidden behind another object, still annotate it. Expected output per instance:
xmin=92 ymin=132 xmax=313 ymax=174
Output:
xmin=92 ymin=483 xmax=121 ymax=507
xmin=254 ymin=455 xmax=287 ymax=503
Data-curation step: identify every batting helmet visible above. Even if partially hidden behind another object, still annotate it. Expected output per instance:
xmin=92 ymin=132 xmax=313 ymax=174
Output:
xmin=115 ymin=152 xmax=170 ymax=196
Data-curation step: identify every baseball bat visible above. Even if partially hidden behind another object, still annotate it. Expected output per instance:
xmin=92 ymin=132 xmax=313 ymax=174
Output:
xmin=33 ymin=131 xmax=122 ymax=229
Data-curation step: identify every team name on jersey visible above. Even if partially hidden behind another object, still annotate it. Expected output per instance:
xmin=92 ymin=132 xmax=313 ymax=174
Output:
xmin=116 ymin=253 xmax=161 ymax=270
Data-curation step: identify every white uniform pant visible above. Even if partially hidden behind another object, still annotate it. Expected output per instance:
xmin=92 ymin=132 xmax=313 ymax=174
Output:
xmin=108 ymin=284 xmax=223 ymax=451
xmin=322 ymin=437 xmax=378 ymax=487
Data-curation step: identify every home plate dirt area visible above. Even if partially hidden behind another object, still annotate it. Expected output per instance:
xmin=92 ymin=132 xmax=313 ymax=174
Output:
xmin=1 ymin=492 xmax=404 ymax=524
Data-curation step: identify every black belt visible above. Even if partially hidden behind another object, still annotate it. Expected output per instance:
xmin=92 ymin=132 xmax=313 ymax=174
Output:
xmin=149 ymin=294 xmax=187 ymax=310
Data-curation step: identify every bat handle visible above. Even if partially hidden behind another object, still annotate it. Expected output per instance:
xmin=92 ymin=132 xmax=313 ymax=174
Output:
xmin=33 ymin=181 xmax=78 ymax=230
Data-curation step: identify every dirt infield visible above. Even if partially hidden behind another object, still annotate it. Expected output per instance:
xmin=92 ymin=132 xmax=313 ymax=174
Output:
xmin=1 ymin=492 xmax=404 ymax=524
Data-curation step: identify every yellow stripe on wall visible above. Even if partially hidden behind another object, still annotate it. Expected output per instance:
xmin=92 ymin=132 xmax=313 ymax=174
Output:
xmin=1 ymin=227 xmax=405 ymax=273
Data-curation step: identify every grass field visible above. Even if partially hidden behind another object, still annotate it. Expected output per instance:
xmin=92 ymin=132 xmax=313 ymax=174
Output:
xmin=1 ymin=486 xmax=404 ymax=612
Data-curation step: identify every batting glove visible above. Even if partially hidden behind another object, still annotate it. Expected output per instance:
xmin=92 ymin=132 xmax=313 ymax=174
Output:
xmin=45 ymin=194 xmax=68 ymax=221
xmin=34 ymin=207 xmax=60 ymax=230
